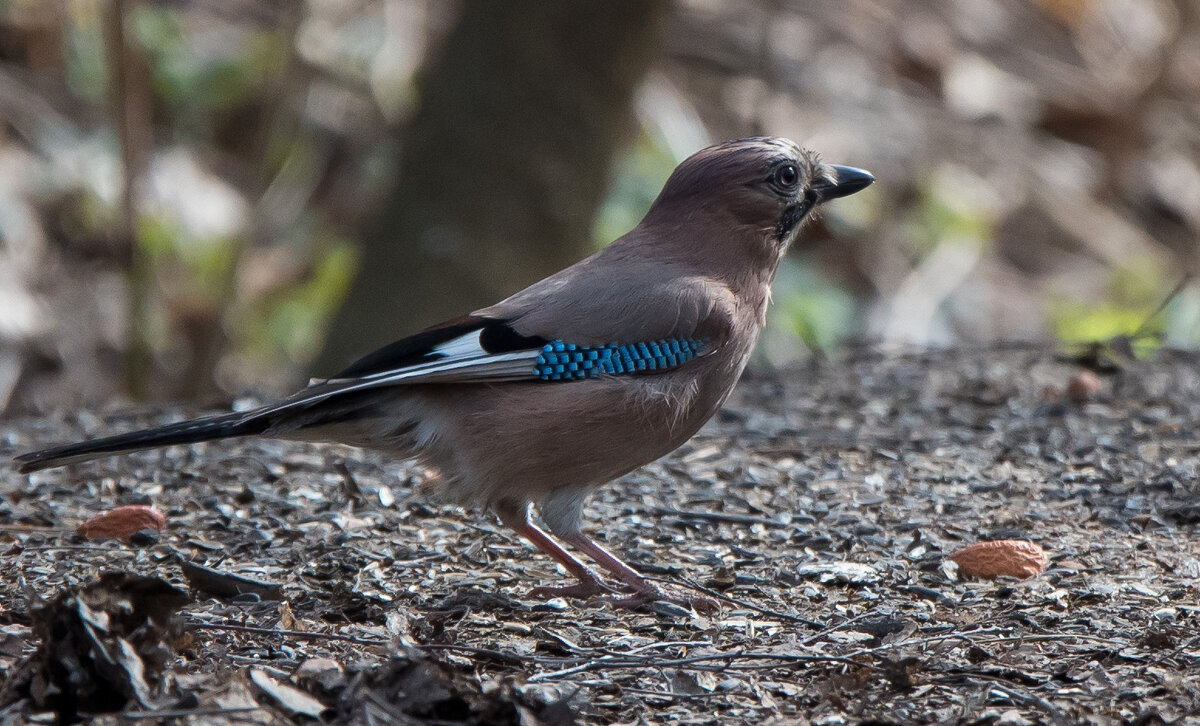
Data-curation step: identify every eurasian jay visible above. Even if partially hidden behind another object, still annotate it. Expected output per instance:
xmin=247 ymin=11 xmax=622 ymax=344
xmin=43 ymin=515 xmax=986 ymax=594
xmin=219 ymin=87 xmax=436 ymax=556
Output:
xmin=15 ymin=137 xmax=873 ymax=611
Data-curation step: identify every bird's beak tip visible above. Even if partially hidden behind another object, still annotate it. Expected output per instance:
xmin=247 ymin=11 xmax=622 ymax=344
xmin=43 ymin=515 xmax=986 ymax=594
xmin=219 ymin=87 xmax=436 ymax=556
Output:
xmin=820 ymin=165 xmax=875 ymax=200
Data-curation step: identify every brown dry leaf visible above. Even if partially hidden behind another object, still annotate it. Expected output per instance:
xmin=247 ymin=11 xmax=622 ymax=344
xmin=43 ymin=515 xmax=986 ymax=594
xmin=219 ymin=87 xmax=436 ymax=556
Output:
xmin=76 ymin=505 xmax=166 ymax=541
xmin=277 ymin=601 xmax=302 ymax=631
xmin=1 ymin=573 xmax=188 ymax=719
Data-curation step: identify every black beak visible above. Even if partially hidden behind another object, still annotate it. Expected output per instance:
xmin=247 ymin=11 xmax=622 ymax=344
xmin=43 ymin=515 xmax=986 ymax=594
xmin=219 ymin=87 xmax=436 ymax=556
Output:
xmin=815 ymin=165 xmax=875 ymax=201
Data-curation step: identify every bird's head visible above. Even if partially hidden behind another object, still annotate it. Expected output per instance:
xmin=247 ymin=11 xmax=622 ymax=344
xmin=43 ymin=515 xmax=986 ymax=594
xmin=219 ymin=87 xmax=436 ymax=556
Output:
xmin=642 ymin=137 xmax=873 ymax=270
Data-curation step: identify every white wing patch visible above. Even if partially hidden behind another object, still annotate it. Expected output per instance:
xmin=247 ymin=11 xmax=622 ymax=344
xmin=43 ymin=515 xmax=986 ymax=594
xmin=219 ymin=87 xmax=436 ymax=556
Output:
xmin=267 ymin=330 xmax=542 ymax=418
xmin=431 ymin=329 xmax=488 ymax=360
xmin=325 ymin=329 xmax=504 ymax=384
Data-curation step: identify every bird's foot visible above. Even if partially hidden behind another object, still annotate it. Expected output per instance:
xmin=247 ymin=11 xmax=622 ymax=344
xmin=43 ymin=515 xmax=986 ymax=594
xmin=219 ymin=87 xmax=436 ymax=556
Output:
xmin=594 ymin=582 xmax=720 ymax=614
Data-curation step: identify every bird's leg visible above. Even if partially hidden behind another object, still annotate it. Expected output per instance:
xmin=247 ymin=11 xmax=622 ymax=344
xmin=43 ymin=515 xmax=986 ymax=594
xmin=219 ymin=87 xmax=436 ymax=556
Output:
xmin=533 ymin=490 xmax=718 ymax=612
xmin=496 ymin=500 xmax=617 ymax=600
xmin=559 ymin=531 xmax=719 ymax=613
xmin=515 ymin=520 xmax=621 ymax=600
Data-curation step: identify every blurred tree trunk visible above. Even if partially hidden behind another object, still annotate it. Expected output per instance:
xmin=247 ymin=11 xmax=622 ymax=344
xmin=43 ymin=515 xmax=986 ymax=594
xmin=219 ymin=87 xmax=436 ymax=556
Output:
xmin=314 ymin=0 xmax=669 ymax=373
xmin=103 ymin=0 xmax=154 ymax=399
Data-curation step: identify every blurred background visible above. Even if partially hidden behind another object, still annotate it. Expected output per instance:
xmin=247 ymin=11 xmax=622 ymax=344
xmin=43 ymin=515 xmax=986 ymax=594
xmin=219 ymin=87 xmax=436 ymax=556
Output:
xmin=0 ymin=0 xmax=1197 ymax=414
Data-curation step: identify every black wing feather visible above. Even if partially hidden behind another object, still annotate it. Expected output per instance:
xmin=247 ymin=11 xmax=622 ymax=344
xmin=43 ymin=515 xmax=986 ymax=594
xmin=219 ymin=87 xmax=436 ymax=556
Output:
xmin=330 ymin=315 xmax=548 ymax=380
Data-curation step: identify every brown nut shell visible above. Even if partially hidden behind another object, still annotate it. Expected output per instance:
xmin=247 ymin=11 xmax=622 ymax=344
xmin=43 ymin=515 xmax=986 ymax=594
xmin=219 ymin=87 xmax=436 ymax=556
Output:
xmin=948 ymin=539 xmax=1047 ymax=579
xmin=77 ymin=505 xmax=167 ymax=541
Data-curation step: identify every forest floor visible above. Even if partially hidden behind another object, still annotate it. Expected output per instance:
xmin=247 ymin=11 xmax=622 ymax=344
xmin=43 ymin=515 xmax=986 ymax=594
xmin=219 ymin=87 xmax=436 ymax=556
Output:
xmin=1 ymin=345 xmax=1199 ymax=725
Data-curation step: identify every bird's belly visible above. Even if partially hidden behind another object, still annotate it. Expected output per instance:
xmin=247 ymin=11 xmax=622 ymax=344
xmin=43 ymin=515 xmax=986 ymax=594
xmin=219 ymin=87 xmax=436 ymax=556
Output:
xmin=415 ymin=373 xmax=727 ymax=507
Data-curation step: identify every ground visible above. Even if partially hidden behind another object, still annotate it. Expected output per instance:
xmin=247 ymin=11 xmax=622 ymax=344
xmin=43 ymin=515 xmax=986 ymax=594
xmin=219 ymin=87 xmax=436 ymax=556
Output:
xmin=1 ymin=346 xmax=1199 ymax=724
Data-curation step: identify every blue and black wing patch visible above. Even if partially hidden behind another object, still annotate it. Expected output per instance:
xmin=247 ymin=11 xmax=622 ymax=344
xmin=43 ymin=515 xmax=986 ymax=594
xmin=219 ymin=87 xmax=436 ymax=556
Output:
xmin=533 ymin=339 xmax=707 ymax=381
xmin=325 ymin=315 xmax=708 ymax=386
xmin=285 ymin=316 xmax=710 ymax=417
xmin=263 ymin=319 xmax=710 ymax=419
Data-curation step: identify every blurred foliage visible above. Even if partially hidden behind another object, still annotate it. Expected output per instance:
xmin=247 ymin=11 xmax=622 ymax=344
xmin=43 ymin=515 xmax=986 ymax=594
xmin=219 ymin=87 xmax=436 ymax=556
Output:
xmin=764 ymin=257 xmax=857 ymax=358
xmin=591 ymin=129 xmax=679 ymax=250
xmin=902 ymin=167 xmax=995 ymax=259
xmin=239 ymin=237 xmax=357 ymax=365
xmin=63 ymin=2 xmax=105 ymax=101
xmin=2 ymin=0 xmax=1199 ymax=410
xmin=1050 ymin=259 xmax=1169 ymax=355
xmin=46 ymin=1 xmax=357 ymax=396
xmin=132 ymin=8 xmax=262 ymax=131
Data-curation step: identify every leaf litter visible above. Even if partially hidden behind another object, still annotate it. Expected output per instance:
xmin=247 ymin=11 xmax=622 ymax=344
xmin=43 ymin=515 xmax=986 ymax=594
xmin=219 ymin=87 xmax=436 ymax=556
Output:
xmin=1 ymin=346 xmax=1200 ymax=723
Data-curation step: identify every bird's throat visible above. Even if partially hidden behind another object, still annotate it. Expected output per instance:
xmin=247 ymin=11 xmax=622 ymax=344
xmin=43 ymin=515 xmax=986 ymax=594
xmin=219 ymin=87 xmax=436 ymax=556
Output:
xmin=774 ymin=199 xmax=812 ymax=242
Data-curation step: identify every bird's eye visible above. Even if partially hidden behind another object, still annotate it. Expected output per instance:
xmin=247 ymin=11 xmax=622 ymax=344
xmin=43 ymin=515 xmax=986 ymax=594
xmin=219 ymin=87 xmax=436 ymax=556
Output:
xmin=773 ymin=163 xmax=799 ymax=189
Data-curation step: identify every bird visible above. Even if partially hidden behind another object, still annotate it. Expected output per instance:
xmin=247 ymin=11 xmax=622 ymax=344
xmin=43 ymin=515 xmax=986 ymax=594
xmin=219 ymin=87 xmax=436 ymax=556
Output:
xmin=14 ymin=137 xmax=873 ymax=611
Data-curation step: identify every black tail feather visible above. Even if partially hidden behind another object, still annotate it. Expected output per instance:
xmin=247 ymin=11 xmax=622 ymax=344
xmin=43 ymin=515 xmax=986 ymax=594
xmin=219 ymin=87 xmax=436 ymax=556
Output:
xmin=13 ymin=412 xmax=269 ymax=474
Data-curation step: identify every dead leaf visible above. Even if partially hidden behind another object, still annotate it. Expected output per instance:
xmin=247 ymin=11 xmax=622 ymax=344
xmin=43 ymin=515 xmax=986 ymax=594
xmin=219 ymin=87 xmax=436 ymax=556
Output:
xmin=249 ymin=668 xmax=327 ymax=718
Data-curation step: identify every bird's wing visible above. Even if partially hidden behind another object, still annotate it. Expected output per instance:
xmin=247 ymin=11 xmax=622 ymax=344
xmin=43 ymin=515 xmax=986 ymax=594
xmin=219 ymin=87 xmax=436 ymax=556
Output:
xmin=266 ymin=309 xmax=717 ymax=418
xmin=313 ymin=316 xmax=550 ymax=388
xmin=323 ymin=316 xmax=548 ymax=382
xmin=477 ymin=247 xmax=739 ymax=348
xmin=260 ymin=245 xmax=745 ymax=420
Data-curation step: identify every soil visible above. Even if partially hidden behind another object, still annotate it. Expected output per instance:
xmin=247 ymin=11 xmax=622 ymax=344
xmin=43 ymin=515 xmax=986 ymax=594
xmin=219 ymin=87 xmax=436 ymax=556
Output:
xmin=1 ymin=345 xmax=1198 ymax=724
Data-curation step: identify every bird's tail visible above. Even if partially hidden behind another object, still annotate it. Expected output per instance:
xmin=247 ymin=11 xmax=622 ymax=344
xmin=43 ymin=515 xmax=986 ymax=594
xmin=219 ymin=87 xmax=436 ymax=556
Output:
xmin=13 ymin=412 xmax=269 ymax=474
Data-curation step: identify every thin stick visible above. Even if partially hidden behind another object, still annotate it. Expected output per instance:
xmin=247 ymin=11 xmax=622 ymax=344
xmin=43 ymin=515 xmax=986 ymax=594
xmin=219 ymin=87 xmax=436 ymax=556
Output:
xmin=190 ymin=620 xmax=387 ymax=646
xmin=1131 ymin=273 xmax=1191 ymax=341
xmin=801 ymin=609 xmax=887 ymax=645
xmin=977 ymin=680 xmax=1069 ymax=726
xmin=650 ymin=506 xmax=786 ymax=527
xmin=121 ymin=707 xmax=267 ymax=720
xmin=528 ymin=649 xmax=858 ymax=683
xmin=189 ymin=619 xmax=533 ymax=665
xmin=655 ymin=574 xmax=823 ymax=627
